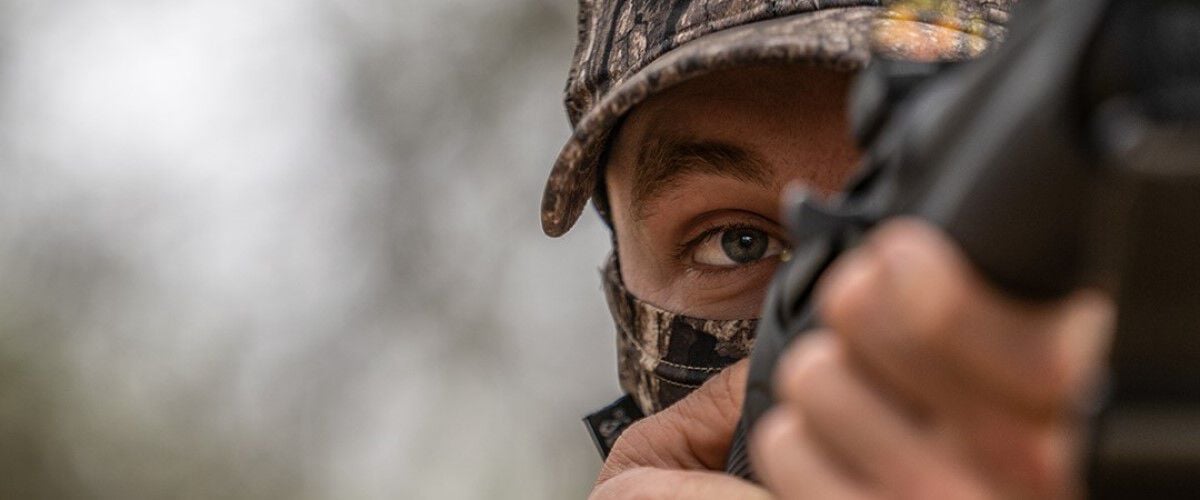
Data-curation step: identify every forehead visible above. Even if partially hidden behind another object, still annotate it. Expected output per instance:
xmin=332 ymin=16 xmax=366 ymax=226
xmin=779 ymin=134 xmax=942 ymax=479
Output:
xmin=606 ymin=65 xmax=861 ymax=220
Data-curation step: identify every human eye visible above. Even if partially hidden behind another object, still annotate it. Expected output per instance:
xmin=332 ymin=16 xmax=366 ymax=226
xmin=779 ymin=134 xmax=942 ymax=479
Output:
xmin=686 ymin=224 xmax=788 ymax=268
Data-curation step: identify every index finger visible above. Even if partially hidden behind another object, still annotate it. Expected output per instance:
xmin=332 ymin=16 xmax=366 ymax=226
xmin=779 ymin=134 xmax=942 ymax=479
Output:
xmin=819 ymin=218 xmax=1115 ymax=419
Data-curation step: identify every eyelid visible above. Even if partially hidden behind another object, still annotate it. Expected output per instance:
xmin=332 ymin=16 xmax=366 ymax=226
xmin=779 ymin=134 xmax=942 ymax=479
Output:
xmin=675 ymin=220 xmax=788 ymax=267
xmin=674 ymin=223 xmax=740 ymax=262
xmin=677 ymin=210 xmax=783 ymax=249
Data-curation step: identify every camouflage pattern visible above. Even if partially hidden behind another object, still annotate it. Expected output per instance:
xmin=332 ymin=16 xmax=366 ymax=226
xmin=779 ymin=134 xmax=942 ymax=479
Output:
xmin=541 ymin=0 xmax=1016 ymax=237
xmin=602 ymin=255 xmax=758 ymax=415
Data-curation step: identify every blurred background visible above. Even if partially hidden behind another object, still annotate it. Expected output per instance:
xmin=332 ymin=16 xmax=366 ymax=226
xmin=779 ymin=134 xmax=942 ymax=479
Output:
xmin=0 ymin=0 xmax=619 ymax=498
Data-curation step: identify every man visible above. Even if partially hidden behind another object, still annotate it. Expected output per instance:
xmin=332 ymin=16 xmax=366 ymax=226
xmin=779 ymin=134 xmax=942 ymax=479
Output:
xmin=541 ymin=1 xmax=1114 ymax=497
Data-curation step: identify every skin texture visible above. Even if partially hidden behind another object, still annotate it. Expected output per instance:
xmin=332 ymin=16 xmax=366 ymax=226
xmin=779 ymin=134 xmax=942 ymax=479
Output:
xmin=605 ymin=65 xmax=860 ymax=320
xmin=592 ymin=67 xmax=1115 ymax=499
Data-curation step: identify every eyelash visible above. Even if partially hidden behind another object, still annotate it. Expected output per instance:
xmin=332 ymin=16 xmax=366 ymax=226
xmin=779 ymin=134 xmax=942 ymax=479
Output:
xmin=674 ymin=222 xmax=777 ymax=273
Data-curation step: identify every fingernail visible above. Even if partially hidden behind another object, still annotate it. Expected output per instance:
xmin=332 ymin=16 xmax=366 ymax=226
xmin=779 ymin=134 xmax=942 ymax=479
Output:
xmin=775 ymin=333 xmax=836 ymax=401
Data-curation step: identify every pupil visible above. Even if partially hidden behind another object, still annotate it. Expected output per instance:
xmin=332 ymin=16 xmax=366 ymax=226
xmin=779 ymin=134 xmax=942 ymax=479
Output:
xmin=720 ymin=228 xmax=768 ymax=264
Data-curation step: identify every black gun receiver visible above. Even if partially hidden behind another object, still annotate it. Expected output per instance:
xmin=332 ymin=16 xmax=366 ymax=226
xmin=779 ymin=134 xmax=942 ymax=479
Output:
xmin=724 ymin=0 xmax=1200 ymax=497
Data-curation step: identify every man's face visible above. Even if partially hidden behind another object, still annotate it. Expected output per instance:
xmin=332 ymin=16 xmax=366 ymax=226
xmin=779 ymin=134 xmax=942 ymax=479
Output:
xmin=605 ymin=65 xmax=861 ymax=320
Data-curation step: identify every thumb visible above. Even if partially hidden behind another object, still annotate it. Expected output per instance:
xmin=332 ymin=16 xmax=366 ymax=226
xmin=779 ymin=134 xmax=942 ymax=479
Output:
xmin=597 ymin=359 xmax=749 ymax=484
xmin=591 ymin=468 xmax=770 ymax=500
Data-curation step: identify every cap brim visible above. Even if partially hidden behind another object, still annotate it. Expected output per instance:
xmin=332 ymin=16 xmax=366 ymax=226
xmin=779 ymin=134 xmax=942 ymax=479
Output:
xmin=540 ymin=6 xmax=991 ymax=237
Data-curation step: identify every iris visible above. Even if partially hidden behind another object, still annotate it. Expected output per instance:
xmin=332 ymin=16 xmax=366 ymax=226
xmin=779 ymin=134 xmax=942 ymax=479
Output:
xmin=720 ymin=228 xmax=769 ymax=264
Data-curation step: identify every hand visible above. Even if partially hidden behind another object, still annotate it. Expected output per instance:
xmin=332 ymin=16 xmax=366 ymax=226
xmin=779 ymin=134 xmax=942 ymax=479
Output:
xmin=589 ymin=359 xmax=770 ymax=499
xmin=751 ymin=219 xmax=1114 ymax=499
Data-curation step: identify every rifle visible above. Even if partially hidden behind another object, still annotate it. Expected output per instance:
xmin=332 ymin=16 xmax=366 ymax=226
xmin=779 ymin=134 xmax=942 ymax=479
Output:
xmin=723 ymin=0 xmax=1200 ymax=497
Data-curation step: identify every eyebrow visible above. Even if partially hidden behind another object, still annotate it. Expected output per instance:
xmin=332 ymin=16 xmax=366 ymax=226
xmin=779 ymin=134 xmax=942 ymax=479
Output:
xmin=631 ymin=137 xmax=772 ymax=220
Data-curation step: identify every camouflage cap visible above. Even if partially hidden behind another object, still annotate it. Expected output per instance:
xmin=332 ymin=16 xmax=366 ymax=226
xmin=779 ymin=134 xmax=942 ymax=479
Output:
xmin=541 ymin=0 xmax=1015 ymax=237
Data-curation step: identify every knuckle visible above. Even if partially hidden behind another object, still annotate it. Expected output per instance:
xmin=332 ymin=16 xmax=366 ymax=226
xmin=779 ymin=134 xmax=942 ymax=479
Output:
xmin=872 ymin=220 xmax=972 ymax=347
xmin=911 ymin=279 xmax=970 ymax=348
xmin=777 ymin=334 xmax=837 ymax=401
xmin=818 ymin=260 xmax=875 ymax=333
xmin=818 ymin=280 xmax=852 ymax=329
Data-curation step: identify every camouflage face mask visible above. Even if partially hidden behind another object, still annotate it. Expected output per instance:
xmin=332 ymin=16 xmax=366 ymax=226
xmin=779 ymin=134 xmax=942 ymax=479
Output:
xmin=601 ymin=254 xmax=759 ymax=415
